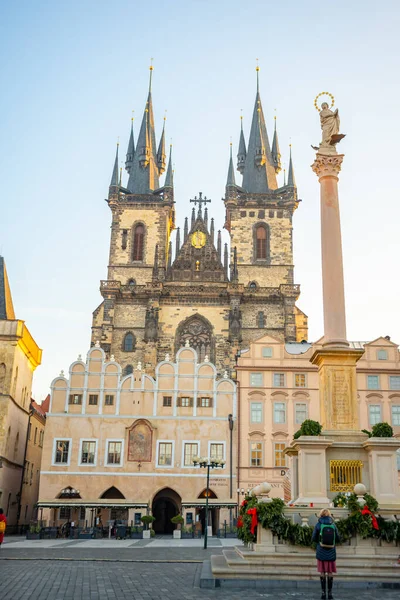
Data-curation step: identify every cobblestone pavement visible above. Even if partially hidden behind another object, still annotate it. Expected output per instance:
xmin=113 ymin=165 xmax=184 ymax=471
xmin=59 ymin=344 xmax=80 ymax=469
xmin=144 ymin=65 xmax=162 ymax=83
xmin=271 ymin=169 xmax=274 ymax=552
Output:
xmin=1 ymin=560 xmax=400 ymax=600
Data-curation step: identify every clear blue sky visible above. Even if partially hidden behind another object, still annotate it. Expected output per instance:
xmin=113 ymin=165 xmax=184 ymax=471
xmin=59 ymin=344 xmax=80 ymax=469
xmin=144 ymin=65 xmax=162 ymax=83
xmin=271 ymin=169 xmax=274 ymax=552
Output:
xmin=1 ymin=0 xmax=399 ymax=400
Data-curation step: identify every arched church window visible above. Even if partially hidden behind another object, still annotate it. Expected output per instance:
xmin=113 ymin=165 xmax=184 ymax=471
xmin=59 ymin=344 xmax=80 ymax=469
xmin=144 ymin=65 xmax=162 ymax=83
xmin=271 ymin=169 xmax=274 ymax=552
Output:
xmin=123 ymin=332 xmax=135 ymax=352
xmin=249 ymin=281 xmax=257 ymax=290
xmin=123 ymin=364 xmax=133 ymax=376
xmin=255 ymin=224 xmax=269 ymax=261
xmin=176 ymin=316 xmax=213 ymax=363
xmin=132 ymin=224 xmax=144 ymax=261
xmin=257 ymin=311 xmax=265 ymax=328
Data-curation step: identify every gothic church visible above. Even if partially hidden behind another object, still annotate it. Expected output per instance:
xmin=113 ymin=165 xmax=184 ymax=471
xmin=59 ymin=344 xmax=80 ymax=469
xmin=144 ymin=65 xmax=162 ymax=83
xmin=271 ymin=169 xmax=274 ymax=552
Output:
xmin=91 ymin=68 xmax=308 ymax=376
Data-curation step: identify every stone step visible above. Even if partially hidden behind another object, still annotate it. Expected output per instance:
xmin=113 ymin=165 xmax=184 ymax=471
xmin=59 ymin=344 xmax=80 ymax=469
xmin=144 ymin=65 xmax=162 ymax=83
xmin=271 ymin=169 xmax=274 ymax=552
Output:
xmin=211 ymin=554 xmax=400 ymax=581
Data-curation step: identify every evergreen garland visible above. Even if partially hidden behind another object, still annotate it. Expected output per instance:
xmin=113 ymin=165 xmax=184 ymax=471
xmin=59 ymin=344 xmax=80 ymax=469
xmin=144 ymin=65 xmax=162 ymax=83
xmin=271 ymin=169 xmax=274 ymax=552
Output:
xmin=237 ymin=492 xmax=400 ymax=546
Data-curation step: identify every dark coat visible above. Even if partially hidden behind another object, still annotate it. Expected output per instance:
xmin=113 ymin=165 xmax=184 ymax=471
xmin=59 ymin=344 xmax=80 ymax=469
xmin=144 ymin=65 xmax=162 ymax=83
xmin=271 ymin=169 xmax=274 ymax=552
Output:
xmin=311 ymin=516 xmax=340 ymax=562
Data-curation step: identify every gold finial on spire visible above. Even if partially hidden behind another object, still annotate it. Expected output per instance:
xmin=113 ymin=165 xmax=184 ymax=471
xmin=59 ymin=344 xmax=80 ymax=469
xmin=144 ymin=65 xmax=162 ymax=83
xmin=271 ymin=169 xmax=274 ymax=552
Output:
xmin=131 ymin=110 xmax=134 ymax=123
xmin=149 ymin=58 xmax=154 ymax=91
xmin=117 ymin=136 xmax=120 ymax=146
xmin=256 ymin=58 xmax=260 ymax=92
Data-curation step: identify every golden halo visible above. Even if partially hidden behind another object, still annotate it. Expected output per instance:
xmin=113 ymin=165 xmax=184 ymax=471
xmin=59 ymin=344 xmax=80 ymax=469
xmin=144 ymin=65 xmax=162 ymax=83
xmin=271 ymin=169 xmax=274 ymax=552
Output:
xmin=314 ymin=91 xmax=335 ymax=111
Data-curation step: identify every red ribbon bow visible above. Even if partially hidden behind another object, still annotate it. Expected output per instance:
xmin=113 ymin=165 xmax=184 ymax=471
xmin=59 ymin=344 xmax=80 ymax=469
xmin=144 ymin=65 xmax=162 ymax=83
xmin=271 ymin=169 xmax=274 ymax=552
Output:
xmin=361 ymin=506 xmax=379 ymax=530
xmin=241 ymin=499 xmax=248 ymax=508
xmin=237 ymin=516 xmax=243 ymax=528
xmin=246 ymin=508 xmax=258 ymax=534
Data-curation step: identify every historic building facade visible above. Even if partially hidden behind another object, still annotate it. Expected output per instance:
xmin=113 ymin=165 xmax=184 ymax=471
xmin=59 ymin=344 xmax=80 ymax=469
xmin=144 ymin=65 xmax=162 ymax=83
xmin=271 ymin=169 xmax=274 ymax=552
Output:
xmin=0 ymin=256 xmax=42 ymax=526
xmin=38 ymin=346 xmax=237 ymax=532
xmin=91 ymin=69 xmax=307 ymax=380
xmin=236 ymin=334 xmax=400 ymax=500
xmin=19 ymin=397 xmax=49 ymax=526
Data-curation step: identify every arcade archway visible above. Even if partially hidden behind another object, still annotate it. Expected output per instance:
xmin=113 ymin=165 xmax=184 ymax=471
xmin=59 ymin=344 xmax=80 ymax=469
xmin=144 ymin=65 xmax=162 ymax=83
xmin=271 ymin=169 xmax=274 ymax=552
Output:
xmin=152 ymin=488 xmax=181 ymax=534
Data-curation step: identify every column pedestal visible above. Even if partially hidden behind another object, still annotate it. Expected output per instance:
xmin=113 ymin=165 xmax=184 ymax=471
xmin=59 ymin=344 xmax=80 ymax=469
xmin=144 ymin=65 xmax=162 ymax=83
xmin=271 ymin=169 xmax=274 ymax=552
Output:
xmin=290 ymin=436 xmax=333 ymax=506
xmin=311 ymin=347 xmax=363 ymax=431
xmin=363 ymin=438 xmax=400 ymax=506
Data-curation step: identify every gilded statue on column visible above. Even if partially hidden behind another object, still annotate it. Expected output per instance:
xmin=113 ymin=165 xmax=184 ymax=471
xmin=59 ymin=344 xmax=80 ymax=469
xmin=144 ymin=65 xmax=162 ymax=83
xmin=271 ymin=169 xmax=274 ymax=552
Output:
xmin=313 ymin=92 xmax=345 ymax=152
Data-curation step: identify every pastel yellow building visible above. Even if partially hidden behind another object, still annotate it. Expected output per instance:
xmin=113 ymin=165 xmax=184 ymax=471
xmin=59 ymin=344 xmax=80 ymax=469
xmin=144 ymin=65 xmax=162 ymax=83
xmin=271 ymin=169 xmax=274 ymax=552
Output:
xmin=236 ymin=334 xmax=400 ymax=500
xmin=0 ymin=256 xmax=42 ymax=526
xmin=38 ymin=346 xmax=237 ymax=533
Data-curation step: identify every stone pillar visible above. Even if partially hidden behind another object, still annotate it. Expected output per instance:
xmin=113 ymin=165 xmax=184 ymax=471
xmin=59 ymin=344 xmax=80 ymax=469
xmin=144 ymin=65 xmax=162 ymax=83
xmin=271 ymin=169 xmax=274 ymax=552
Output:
xmin=311 ymin=152 xmax=347 ymax=348
xmin=292 ymin=436 xmax=333 ymax=506
xmin=363 ymin=438 xmax=400 ymax=507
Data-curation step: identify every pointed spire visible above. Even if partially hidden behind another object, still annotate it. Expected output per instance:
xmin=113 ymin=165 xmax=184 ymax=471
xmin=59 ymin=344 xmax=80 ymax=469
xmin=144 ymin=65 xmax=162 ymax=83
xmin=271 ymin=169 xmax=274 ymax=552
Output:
xmin=119 ymin=167 xmax=122 ymax=187
xmin=224 ymin=243 xmax=229 ymax=279
xmin=204 ymin=207 xmax=208 ymax=230
xmin=125 ymin=115 xmax=135 ymax=174
xmin=271 ymin=116 xmax=282 ymax=174
xmin=164 ymin=145 xmax=174 ymax=188
xmin=157 ymin=115 xmax=166 ymax=175
xmin=217 ymin=230 xmax=222 ymax=260
xmin=175 ymin=227 xmax=181 ymax=257
xmin=167 ymin=240 xmax=172 ymax=270
xmin=110 ymin=143 xmax=119 ymax=186
xmin=237 ymin=114 xmax=247 ymax=174
xmin=127 ymin=65 xmax=159 ymax=194
xmin=210 ymin=218 xmax=215 ymax=244
xmin=287 ymin=145 xmax=296 ymax=187
xmin=241 ymin=66 xmax=277 ymax=193
xmin=152 ymin=244 xmax=159 ymax=281
xmin=227 ymin=143 xmax=236 ymax=186
xmin=191 ymin=207 xmax=196 ymax=230
xmin=184 ymin=217 xmax=189 ymax=242
xmin=0 ymin=256 xmax=16 ymax=320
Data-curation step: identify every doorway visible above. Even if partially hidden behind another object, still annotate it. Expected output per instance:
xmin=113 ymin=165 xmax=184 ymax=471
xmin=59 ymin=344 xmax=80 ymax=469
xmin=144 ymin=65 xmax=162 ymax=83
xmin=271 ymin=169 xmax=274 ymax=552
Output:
xmin=152 ymin=488 xmax=181 ymax=534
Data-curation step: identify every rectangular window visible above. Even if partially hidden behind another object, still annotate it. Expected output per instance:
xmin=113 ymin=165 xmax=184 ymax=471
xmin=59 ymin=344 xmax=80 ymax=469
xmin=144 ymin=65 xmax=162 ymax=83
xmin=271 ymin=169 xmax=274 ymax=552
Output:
xmin=294 ymin=373 xmax=306 ymax=388
xmin=163 ymin=396 xmax=172 ymax=407
xmin=34 ymin=427 xmax=38 ymax=444
xmin=295 ymin=403 xmax=307 ymax=425
xmin=198 ymin=397 xmax=212 ymax=407
xmin=367 ymin=375 xmax=380 ymax=390
xmin=262 ymin=347 xmax=273 ymax=358
xmin=274 ymin=402 xmax=286 ymax=424
xmin=55 ymin=440 xmax=70 ymax=464
xmin=79 ymin=507 xmax=86 ymax=520
xmin=210 ymin=443 xmax=224 ymax=461
xmin=89 ymin=394 xmax=98 ymax=405
xmin=250 ymin=442 xmax=262 ymax=467
xmin=392 ymin=405 xmax=400 ymax=426
xmin=158 ymin=442 xmax=173 ymax=466
xmin=59 ymin=507 xmax=71 ymax=520
xmin=186 ymin=512 xmax=193 ymax=525
xmin=105 ymin=394 xmax=114 ymax=406
xmin=273 ymin=373 xmax=285 ymax=387
xmin=184 ymin=443 xmax=198 ymax=466
xmin=69 ymin=394 xmax=82 ymax=405
xmin=389 ymin=376 xmax=400 ymax=390
xmin=369 ymin=404 xmax=381 ymax=425
xmin=134 ymin=513 xmax=142 ymax=526
xmin=179 ymin=397 xmax=192 ymax=407
xmin=81 ymin=441 xmax=96 ymax=464
xmin=107 ymin=441 xmax=122 ymax=465
xmin=250 ymin=402 xmax=263 ymax=423
xmin=274 ymin=442 xmax=287 ymax=467
xmin=377 ymin=349 xmax=388 ymax=360
xmin=250 ymin=372 xmax=263 ymax=387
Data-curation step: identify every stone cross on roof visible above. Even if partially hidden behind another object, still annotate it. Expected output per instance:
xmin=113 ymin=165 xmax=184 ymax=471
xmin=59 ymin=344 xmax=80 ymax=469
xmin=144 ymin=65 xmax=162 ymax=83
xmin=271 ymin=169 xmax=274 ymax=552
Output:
xmin=189 ymin=192 xmax=211 ymax=208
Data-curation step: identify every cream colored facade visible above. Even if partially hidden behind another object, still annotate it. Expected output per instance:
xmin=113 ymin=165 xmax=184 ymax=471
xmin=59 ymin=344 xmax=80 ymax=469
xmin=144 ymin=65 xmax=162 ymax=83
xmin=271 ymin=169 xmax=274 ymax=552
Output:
xmin=38 ymin=346 xmax=237 ymax=532
xmin=237 ymin=334 xmax=400 ymax=500
xmin=0 ymin=258 xmax=42 ymax=526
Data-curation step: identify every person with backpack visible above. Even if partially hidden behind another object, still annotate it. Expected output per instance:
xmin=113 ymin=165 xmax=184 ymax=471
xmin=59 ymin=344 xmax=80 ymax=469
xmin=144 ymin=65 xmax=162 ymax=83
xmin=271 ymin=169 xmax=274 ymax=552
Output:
xmin=311 ymin=508 xmax=340 ymax=600
xmin=0 ymin=508 xmax=7 ymax=548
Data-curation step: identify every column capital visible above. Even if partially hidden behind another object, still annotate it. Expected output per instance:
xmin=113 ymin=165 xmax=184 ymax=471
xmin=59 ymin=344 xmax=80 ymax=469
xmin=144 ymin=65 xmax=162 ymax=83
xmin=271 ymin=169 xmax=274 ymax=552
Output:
xmin=311 ymin=152 xmax=344 ymax=179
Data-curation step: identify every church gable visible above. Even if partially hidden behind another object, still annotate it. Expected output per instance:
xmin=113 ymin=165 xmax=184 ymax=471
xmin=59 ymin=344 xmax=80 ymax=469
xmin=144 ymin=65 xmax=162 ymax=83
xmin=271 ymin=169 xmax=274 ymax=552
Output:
xmin=167 ymin=212 xmax=225 ymax=282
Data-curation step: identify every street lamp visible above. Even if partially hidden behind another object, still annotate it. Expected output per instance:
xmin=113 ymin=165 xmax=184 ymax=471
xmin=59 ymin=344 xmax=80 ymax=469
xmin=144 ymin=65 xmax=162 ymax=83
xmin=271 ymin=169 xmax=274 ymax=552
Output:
xmin=193 ymin=456 xmax=225 ymax=549
xmin=236 ymin=487 xmax=250 ymax=517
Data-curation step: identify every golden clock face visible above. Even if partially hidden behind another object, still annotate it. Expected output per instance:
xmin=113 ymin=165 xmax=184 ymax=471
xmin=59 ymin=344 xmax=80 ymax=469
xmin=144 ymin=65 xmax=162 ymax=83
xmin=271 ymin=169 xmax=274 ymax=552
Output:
xmin=191 ymin=230 xmax=206 ymax=249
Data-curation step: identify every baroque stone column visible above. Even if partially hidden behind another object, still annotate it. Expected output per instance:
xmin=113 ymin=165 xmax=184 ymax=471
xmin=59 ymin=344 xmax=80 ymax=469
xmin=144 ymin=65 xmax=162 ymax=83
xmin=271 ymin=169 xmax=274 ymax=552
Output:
xmin=311 ymin=152 xmax=347 ymax=348
xmin=311 ymin=150 xmax=363 ymax=431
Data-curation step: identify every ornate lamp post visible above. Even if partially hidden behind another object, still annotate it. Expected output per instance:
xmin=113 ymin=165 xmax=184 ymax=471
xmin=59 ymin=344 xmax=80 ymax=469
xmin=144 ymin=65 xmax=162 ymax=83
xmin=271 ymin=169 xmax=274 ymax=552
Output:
xmin=193 ymin=456 xmax=225 ymax=549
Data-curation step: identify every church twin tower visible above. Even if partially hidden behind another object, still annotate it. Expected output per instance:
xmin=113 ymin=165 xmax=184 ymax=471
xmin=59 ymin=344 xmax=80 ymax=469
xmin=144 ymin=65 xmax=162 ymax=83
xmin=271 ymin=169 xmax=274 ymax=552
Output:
xmin=91 ymin=69 xmax=308 ymax=376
